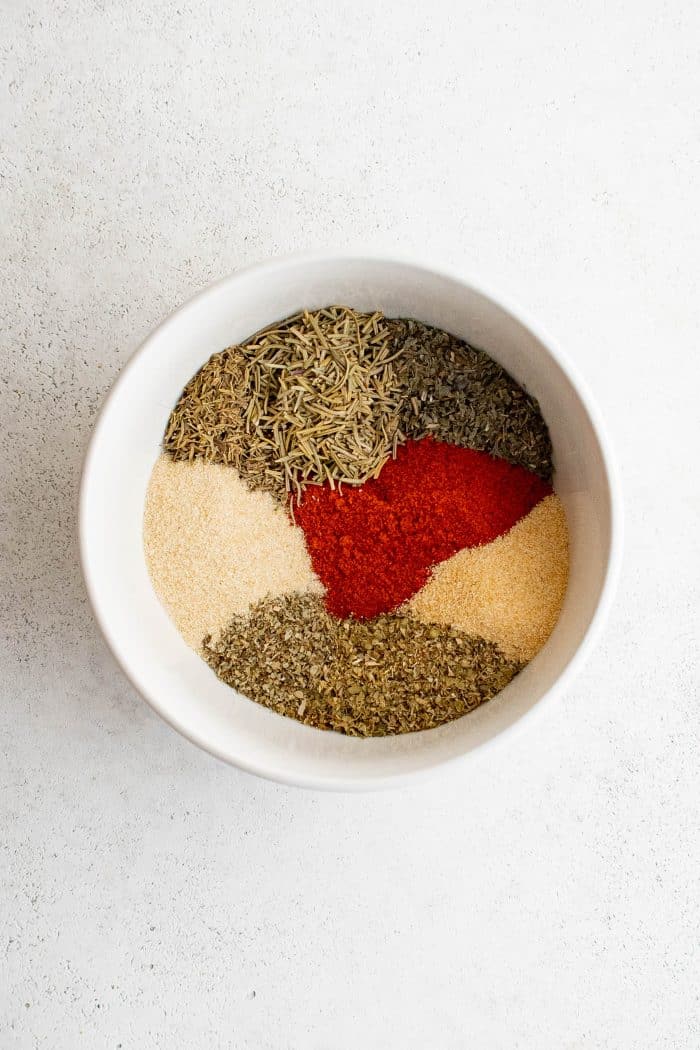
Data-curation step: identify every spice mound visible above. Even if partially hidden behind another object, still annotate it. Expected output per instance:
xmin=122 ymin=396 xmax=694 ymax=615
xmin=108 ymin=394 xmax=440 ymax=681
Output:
xmin=145 ymin=303 xmax=569 ymax=738
xmin=394 ymin=318 xmax=552 ymax=479
xmin=407 ymin=494 xmax=569 ymax=662
xmin=295 ymin=437 xmax=551 ymax=619
xmin=203 ymin=594 xmax=521 ymax=737
xmin=143 ymin=455 xmax=322 ymax=649
xmin=164 ymin=307 xmax=404 ymax=502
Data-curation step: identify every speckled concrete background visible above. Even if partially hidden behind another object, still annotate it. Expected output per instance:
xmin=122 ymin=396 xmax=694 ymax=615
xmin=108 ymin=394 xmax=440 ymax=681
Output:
xmin=2 ymin=2 xmax=699 ymax=1047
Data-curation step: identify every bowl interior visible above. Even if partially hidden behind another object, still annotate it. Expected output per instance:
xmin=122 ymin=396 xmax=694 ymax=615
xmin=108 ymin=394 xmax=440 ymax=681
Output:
xmin=80 ymin=257 xmax=616 ymax=788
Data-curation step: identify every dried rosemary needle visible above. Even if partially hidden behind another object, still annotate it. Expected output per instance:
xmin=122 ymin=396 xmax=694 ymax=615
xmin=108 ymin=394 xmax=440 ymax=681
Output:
xmin=164 ymin=306 xmax=405 ymax=503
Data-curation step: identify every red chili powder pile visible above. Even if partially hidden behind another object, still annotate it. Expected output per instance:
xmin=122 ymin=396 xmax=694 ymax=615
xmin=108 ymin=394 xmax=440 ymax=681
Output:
xmin=295 ymin=438 xmax=552 ymax=619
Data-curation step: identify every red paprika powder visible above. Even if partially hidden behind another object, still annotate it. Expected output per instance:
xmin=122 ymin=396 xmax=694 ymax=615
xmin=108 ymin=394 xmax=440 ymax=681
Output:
xmin=295 ymin=437 xmax=552 ymax=619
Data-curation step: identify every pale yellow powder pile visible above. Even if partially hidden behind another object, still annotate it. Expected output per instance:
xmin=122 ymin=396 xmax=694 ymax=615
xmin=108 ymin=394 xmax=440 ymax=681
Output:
xmin=408 ymin=494 xmax=569 ymax=662
xmin=143 ymin=455 xmax=323 ymax=650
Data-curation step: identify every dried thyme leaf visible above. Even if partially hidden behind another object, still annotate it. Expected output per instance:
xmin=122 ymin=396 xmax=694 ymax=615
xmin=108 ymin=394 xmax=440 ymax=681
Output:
xmin=202 ymin=593 xmax=521 ymax=737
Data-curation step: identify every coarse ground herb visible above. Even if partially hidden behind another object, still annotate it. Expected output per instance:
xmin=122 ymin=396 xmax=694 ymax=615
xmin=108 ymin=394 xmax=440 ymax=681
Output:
xmin=391 ymin=318 xmax=553 ymax=480
xmin=202 ymin=593 xmax=521 ymax=736
xmin=164 ymin=307 xmax=405 ymax=503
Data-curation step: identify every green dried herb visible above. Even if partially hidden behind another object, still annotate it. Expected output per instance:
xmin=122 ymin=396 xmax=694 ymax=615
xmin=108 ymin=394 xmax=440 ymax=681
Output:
xmin=202 ymin=594 xmax=521 ymax=737
xmin=164 ymin=307 xmax=405 ymax=503
xmin=391 ymin=318 xmax=553 ymax=480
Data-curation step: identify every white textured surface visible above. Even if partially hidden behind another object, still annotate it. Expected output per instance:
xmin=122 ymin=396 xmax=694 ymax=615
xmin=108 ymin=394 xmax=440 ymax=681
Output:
xmin=2 ymin=2 xmax=698 ymax=1047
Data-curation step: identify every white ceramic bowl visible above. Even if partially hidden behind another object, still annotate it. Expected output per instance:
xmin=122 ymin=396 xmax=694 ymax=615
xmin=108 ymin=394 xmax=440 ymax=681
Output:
xmin=80 ymin=253 xmax=621 ymax=790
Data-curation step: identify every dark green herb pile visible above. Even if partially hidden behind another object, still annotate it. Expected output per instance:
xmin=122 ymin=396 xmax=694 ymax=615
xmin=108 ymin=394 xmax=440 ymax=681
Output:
xmin=393 ymin=318 xmax=552 ymax=480
xmin=202 ymin=593 xmax=521 ymax=736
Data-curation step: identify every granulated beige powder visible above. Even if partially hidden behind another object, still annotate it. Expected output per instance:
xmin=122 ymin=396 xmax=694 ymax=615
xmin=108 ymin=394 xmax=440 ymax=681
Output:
xmin=407 ymin=494 xmax=569 ymax=662
xmin=143 ymin=455 xmax=323 ymax=650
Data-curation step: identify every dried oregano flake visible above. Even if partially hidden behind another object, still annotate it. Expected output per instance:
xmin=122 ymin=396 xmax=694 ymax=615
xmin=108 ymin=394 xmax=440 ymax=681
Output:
xmin=202 ymin=593 xmax=521 ymax=737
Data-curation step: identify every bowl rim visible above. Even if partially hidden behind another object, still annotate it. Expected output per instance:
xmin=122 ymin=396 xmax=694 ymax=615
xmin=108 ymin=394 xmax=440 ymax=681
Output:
xmin=79 ymin=250 xmax=623 ymax=790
